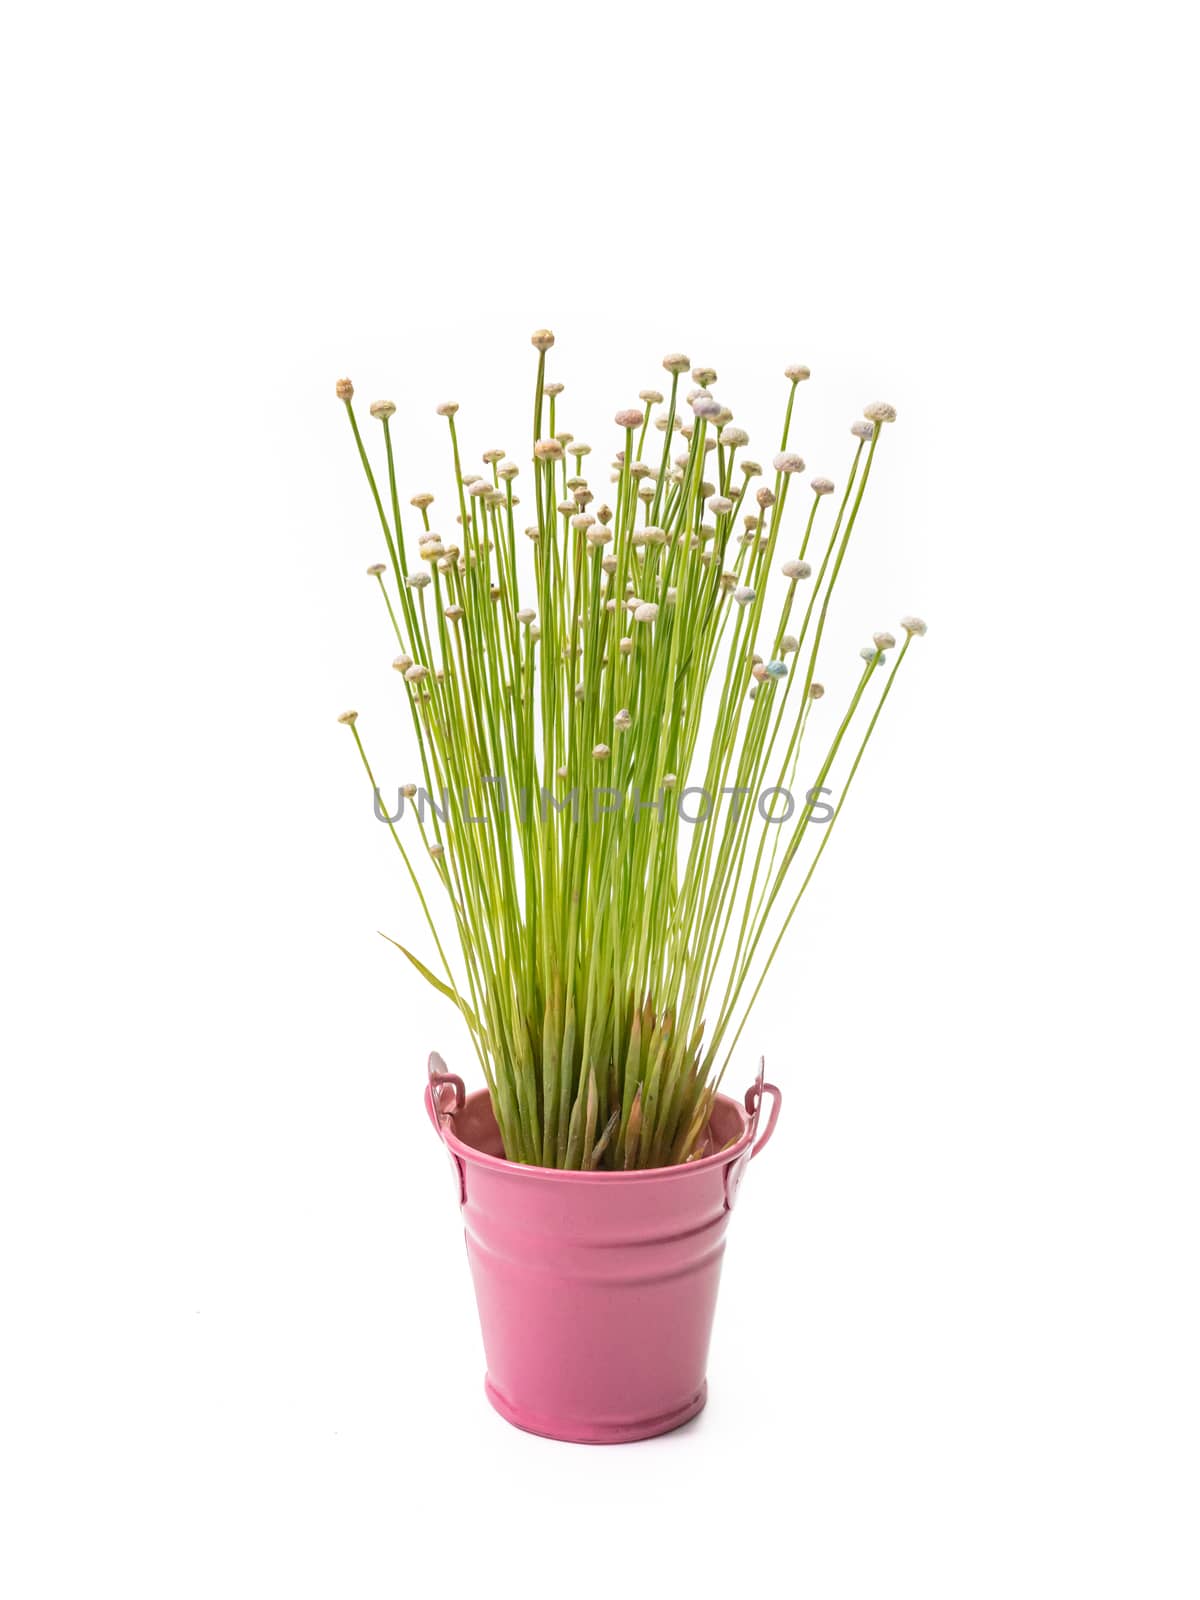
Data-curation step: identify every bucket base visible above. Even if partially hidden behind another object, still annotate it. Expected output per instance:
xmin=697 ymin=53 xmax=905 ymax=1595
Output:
xmin=484 ymin=1376 xmax=707 ymax=1445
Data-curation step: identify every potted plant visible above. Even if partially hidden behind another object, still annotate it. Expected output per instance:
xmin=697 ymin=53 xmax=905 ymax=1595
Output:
xmin=333 ymin=333 xmax=925 ymax=1442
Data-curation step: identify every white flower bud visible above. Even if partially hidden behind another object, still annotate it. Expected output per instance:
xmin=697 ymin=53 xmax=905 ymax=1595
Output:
xmin=369 ymin=400 xmax=396 ymax=420
xmin=901 ymin=615 xmax=928 ymax=637
xmin=781 ymin=559 xmax=811 ymax=581
xmin=405 ymin=665 xmax=429 ymax=683
xmin=733 ymin=585 xmax=755 ymax=607
xmin=773 ymin=451 xmax=805 ymax=474
xmin=863 ymin=401 xmax=897 ymax=424
xmin=531 ymin=328 xmax=555 ymax=352
xmin=784 ymin=364 xmax=810 ymax=383
xmin=592 ymin=743 xmax=610 ymax=760
xmin=366 ymin=562 xmax=386 ymax=577
xmin=634 ymin=602 xmax=659 ymax=623
xmin=662 ymin=352 xmax=690 ymax=374
xmin=872 ymin=631 xmax=896 ymax=651
xmin=851 ymin=420 xmax=874 ymax=440
xmin=639 ymin=388 xmax=663 ymax=404
xmin=337 ymin=709 xmax=358 ymax=724
xmin=719 ymin=425 xmax=749 ymax=447
xmin=435 ymin=401 xmax=459 ymax=417
xmin=534 ymin=438 xmax=564 ymax=461
xmin=335 ymin=378 xmax=354 ymax=403
xmin=516 ymin=607 xmax=536 ymax=625
xmin=614 ymin=708 xmax=632 ymax=732
xmin=810 ymin=477 xmax=835 ymax=495
xmin=405 ymin=572 xmax=432 ymax=589
xmin=410 ymin=492 xmax=434 ymax=510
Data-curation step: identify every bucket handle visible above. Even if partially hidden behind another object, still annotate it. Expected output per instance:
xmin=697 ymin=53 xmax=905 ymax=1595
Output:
xmin=744 ymin=1077 xmax=782 ymax=1159
xmin=425 ymin=1052 xmax=467 ymax=1204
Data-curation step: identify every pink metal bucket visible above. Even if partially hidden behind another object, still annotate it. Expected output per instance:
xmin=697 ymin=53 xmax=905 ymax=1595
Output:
xmin=424 ymin=1053 xmax=781 ymax=1444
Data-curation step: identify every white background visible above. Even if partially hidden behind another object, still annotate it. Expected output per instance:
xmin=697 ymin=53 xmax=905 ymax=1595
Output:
xmin=2 ymin=2 xmax=1197 ymax=1595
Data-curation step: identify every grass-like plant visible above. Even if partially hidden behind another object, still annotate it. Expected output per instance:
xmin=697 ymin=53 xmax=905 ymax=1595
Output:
xmin=335 ymin=333 xmax=925 ymax=1170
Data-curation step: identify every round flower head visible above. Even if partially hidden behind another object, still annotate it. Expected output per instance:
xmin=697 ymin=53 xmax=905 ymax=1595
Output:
xmin=516 ymin=607 xmax=536 ymax=625
xmin=531 ymin=328 xmax=555 ymax=352
xmin=901 ymin=615 xmax=928 ymax=637
xmin=741 ymin=459 xmax=762 ymax=478
xmin=719 ymin=425 xmax=749 ymax=448
xmin=601 ymin=553 xmax=618 ymax=574
xmin=429 ymin=843 xmax=444 ymax=860
xmin=335 ymin=377 xmax=354 ymax=403
xmin=529 ymin=623 xmax=541 ymax=641
xmin=781 ymin=559 xmax=811 ymax=581
xmin=810 ymin=477 xmax=835 ymax=496
xmin=860 ymin=646 xmax=882 ymax=662
xmin=614 ymin=708 xmax=633 ymax=732
xmin=586 ymin=526 xmax=613 ymax=547
xmin=435 ymin=401 xmax=459 ymax=417
xmin=402 ymin=783 xmax=418 ymax=799
xmin=405 ymin=571 xmax=431 ymax=590
xmin=468 ymin=480 xmax=491 ymax=497
xmin=692 ymin=366 xmax=717 ymax=387
xmin=337 ymin=709 xmax=358 ymax=725
xmin=629 ymin=461 xmax=650 ymax=481
xmin=733 ymin=585 xmax=756 ymax=607
xmin=405 ymin=664 xmax=429 ymax=683
xmin=392 ymin=654 xmax=413 ymax=673
xmin=524 ymin=525 xmax=540 ymax=542
xmin=592 ymin=743 xmax=611 ymax=761
xmin=445 ymin=604 xmax=466 ymax=623
xmin=618 ymin=636 xmax=634 ymax=656
xmin=851 ymin=420 xmax=875 ymax=440
xmin=481 ymin=447 xmax=505 ymax=464
xmin=534 ymin=438 xmax=564 ymax=461
xmin=863 ymin=401 xmax=897 ymax=424
xmin=637 ymin=482 xmax=654 ymax=502
xmin=756 ymin=486 xmax=777 ymax=509
xmin=410 ymin=492 xmax=434 ymax=510
xmin=615 ymin=408 xmax=644 ymax=429
xmin=634 ymin=601 xmax=659 ymax=624
xmin=691 ymin=396 xmax=722 ymax=420
xmin=780 ymin=634 xmax=799 ymax=655
xmin=639 ymin=388 xmax=664 ymax=404
xmin=766 ymin=660 xmax=788 ymax=678
xmin=809 ymin=682 xmax=825 ymax=700
xmin=556 ymin=431 xmax=573 ymax=449
xmin=366 ymin=562 xmax=386 ymax=576
xmin=773 ymin=451 xmax=805 ymax=474
xmin=642 ymin=526 xmax=666 ymax=545
xmin=708 ymin=494 xmax=734 ymax=516
xmin=572 ymin=442 xmax=592 ymax=458
xmin=784 ymin=364 xmax=810 ymax=383
xmin=544 ymin=381 xmax=564 ymax=398
xmin=571 ymin=512 xmax=595 ymax=531
xmin=497 ymin=460 xmax=519 ymax=481
xmin=752 ymin=663 xmax=768 ymax=683
xmin=872 ymin=631 xmax=896 ymax=652
xmin=369 ymin=400 xmax=396 ymax=420
xmin=662 ymin=352 xmax=690 ymax=374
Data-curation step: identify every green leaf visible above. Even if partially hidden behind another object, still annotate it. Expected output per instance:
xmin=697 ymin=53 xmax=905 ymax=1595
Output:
xmin=378 ymin=932 xmax=485 ymax=1041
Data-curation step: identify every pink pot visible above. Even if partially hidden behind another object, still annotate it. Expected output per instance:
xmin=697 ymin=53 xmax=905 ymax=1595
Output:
xmin=424 ymin=1053 xmax=781 ymax=1444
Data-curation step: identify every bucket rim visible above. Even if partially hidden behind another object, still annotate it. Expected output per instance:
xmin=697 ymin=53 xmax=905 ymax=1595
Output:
xmin=432 ymin=1083 xmax=755 ymax=1183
